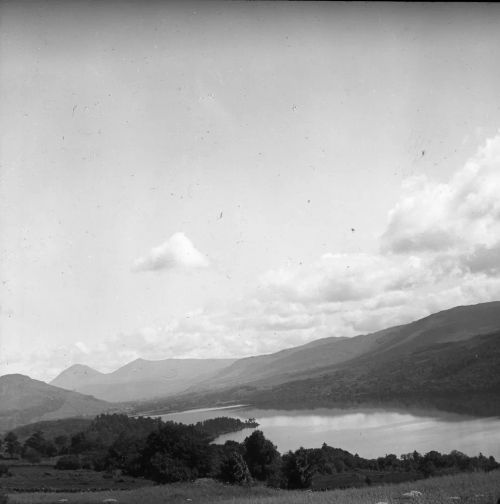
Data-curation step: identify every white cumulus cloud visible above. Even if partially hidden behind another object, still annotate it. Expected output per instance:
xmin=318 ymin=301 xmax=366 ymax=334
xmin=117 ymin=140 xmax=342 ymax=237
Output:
xmin=132 ymin=232 xmax=210 ymax=272
xmin=381 ymin=132 xmax=500 ymax=255
xmin=249 ymin=131 xmax=500 ymax=339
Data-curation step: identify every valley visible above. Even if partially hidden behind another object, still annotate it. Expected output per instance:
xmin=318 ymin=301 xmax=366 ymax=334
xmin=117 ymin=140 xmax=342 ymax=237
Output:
xmin=1 ymin=302 xmax=500 ymax=503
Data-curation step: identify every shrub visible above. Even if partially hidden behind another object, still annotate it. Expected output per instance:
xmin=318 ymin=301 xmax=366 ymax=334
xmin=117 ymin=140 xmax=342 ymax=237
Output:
xmin=23 ymin=447 xmax=42 ymax=464
xmin=55 ymin=455 xmax=81 ymax=470
xmin=219 ymin=451 xmax=252 ymax=485
xmin=0 ymin=464 xmax=11 ymax=477
xmin=148 ymin=453 xmax=194 ymax=483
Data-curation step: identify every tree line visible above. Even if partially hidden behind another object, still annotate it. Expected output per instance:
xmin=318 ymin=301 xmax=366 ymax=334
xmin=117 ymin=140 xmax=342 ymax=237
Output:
xmin=0 ymin=414 xmax=498 ymax=490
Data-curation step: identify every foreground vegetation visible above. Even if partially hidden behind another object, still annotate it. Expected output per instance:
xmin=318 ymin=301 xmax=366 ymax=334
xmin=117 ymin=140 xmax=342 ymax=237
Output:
xmin=1 ymin=414 xmax=498 ymax=494
xmin=0 ymin=464 xmax=150 ymax=492
xmin=5 ymin=470 xmax=500 ymax=504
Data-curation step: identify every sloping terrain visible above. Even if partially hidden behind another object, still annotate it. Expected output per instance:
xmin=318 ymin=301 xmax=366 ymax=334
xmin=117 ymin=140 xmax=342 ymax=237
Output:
xmin=191 ymin=301 xmax=500 ymax=392
xmin=51 ymin=358 xmax=235 ymax=402
xmin=0 ymin=374 xmax=113 ymax=431
xmin=244 ymin=329 xmax=500 ymax=409
xmin=143 ymin=327 xmax=500 ymax=417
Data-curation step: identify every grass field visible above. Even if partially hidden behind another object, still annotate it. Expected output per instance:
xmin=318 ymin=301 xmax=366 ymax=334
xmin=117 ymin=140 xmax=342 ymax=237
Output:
xmin=0 ymin=465 xmax=151 ymax=492
xmin=4 ymin=470 xmax=500 ymax=504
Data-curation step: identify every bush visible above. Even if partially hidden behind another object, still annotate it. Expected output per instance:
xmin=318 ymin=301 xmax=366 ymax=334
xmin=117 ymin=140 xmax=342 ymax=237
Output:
xmin=89 ymin=450 xmax=109 ymax=472
xmin=0 ymin=464 xmax=11 ymax=477
xmin=150 ymin=453 xmax=195 ymax=483
xmin=23 ymin=447 xmax=42 ymax=464
xmin=55 ymin=455 xmax=81 ymax=470
xmin=219 ymin=451 xmax=252 ymax=485
xmin=81 ymin=456 xmax=93 ymax=470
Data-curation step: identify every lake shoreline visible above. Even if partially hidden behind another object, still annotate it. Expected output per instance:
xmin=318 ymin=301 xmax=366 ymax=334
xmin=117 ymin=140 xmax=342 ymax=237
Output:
xmin=155 ymin=403 xmax=500 ymax=460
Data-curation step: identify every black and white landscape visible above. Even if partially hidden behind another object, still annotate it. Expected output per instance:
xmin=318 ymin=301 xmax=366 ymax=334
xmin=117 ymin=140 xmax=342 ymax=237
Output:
xmin=1 ymin=2 xmax=500 ymax=503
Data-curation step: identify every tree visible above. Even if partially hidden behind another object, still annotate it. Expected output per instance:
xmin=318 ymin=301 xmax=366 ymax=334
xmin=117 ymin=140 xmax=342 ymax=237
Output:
xmin=104 ymin=433 xmax=144 ymax=475
xmin=282 ymin=448 xmax=315 ymax=489
xmin=219 ymin=451 xmax=252 ymax=485
xmin=70 ymin=432 xmax=94 ymax=454
xmin=4 ymin=432 xmax=21 ymax=458
xmin=55 ymin=455 xmax=81 ymax=470
xmin=334 ymin=458 xmax=346 ymax=473
xmin=243 ymin=430 xmax=281 ymax=482
xmin=139 ymin=422 xmax=212 ymax=483
xmin=148 ymin=453 xmax=194 ymax=483
xmin=22 ymin=431 xmax=57 ymax=458
xmin=23 ymin=447 xmax=42 ymax=464
xmin=54 ymin=435 xmax=69 ymax=455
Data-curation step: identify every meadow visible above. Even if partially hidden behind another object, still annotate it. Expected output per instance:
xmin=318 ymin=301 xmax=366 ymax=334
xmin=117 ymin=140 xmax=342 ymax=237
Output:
xmin=4 ymin=469 xmax=500 ymax=504
xmin=0 ymin=464 xmax=150 ymax=492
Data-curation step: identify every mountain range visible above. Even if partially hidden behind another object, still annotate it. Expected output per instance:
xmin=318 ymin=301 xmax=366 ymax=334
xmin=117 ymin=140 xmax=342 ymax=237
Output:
xmin=51 ymin=358 xmax=235 ymax=402
xmin=2 ymin=301 xmax=499 ymax=430
xmin=135 ymin=301 xmax=500 ymax=415
xmin=194 ymin=300 xmax=500 ymax=392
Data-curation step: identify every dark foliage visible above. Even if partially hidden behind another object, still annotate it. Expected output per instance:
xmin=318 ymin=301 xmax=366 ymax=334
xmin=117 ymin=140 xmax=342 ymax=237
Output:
xmin=11 ymin=418 xmax=92 ymax=443
xmin=10 ymin=413 xmax=499 ymax=490
xmin=55 ymin=455 xmax=81 ymax=470
xmin=54 ymin=434 xmax=69 ymax=454
xmin=138 ymin=422 xmax=212 ymax=483
xmin=279 ymin=443 xmax=500 ymax=490
xmin=194 ymin=416 xmax=258 ymax=440
xmin=69 ymin=432 xmax=95 ymax=454
xmin=242 ymin=430 xmax=281 ymax=484
xmin=22 ymin=447 xmax=42 ymax=464
xmin=219 ymin=451 xmax=252 ymax=485
xmin=103 ymin=432 xmax=146 ymax=474
xmin=282 ymin=447 xmax=315 ymax=489
xmin=85 ymin=414 xmax=163 ymax=449
xmin=3 ymin=432 xmax=21 ymax=457
xmin=22 ymin=431 xmax=57 ymax=458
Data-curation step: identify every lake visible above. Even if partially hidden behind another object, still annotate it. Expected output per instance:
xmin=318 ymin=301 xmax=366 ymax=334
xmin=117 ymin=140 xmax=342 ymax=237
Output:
xmin=158 ymin=405 xmax=500 ymax=459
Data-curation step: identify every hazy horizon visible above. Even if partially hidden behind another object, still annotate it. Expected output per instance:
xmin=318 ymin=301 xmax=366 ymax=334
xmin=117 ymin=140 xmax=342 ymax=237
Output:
xmin=1 ymin=2 xmax=500 ymax=381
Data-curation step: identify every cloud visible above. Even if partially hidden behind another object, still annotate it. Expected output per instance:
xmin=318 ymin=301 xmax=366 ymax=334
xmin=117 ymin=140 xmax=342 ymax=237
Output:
xmin=381 ymin=132 xmax=500 ymax=255
xmin=75 ymin=341 xmax=90 ymax=354
xmin=258 ymin=253 xmax=434 ymax=307
xmin=463 ymin=242 xmax=500 ymax=275
xmin=132 ymin=232 xmax=210 ymax=272
xmin=8 ymin=133 xmax=500 ymax=381
xmin=246 ymin=131 xmax=500 ymax=340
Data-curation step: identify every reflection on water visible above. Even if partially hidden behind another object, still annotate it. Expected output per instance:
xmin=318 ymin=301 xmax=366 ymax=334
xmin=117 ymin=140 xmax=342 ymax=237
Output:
xmin=158 ymin=406 xmax=500 ymax=459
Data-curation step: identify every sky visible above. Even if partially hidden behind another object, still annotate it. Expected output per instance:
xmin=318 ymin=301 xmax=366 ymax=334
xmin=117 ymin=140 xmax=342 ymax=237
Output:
xmin=1 ymin=2 xmax=500 ymax=381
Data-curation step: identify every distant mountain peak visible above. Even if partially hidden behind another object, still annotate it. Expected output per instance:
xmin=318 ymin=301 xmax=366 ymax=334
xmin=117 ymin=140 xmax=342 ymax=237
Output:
xmin=50 ymin=357 xmax=236 ymax=402
xmin=50 ymin=363 xmax=104 ymax=391
xmin=65 ymin=363 xmax=101 ymax=372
